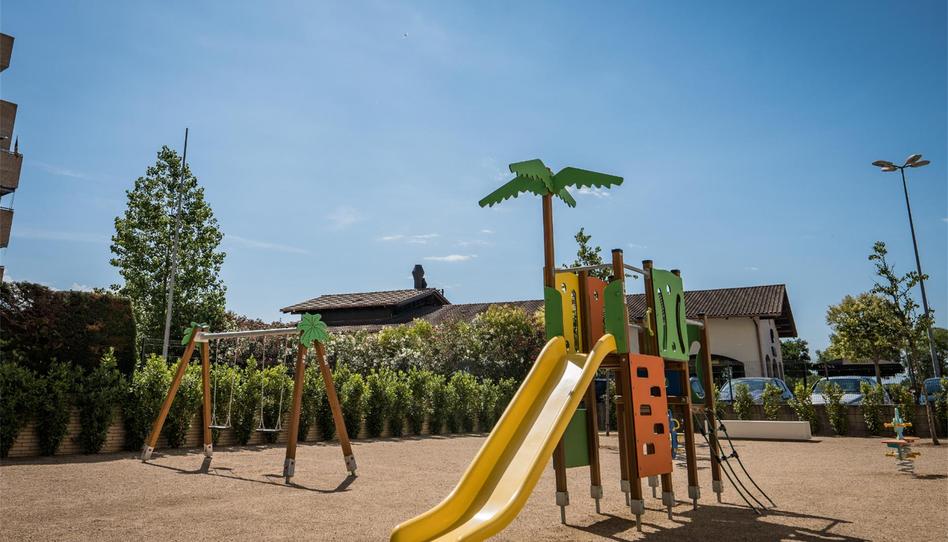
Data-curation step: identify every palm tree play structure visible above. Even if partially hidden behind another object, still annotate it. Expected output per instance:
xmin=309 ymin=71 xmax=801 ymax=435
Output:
xmin=391 ymin=158 xmax=746 ymax=541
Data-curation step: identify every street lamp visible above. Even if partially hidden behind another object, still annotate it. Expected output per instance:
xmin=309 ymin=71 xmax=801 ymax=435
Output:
xmin=871 ymin=154 xmax=940 ymax=379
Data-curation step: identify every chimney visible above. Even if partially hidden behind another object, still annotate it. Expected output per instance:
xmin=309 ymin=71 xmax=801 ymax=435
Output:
xmin=412 ymin=264 xmax=427 ymax=290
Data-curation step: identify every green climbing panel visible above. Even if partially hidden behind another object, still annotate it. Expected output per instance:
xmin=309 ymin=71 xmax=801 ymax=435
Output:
xmin=651 ymin=269 xmax=689 ymax=361
xmin=563 ymin=408 xmax=590 ymax=468
xmin=544 ymin=287 xmax=564 ymax=340
xmin=603 ymin=280 xmax=629 ymax=353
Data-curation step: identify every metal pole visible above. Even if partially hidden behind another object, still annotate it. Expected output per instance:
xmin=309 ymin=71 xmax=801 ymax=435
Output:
xmin=899 ymin=167 xmax=941 ymax=379
xmin=161 ymin=128 xmax=189 ymax=359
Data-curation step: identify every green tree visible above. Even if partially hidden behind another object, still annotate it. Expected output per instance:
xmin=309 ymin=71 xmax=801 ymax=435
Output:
xmin=565 ymin=227 xmax=610 ymax=280
xmin=36 ymin=362 xmax=75 ymax=456
xmin=868 ymin=241 xmax=939 ymax=443
xmin=788 ymin=381 xmax=819 ymax=433
xmin=780 ymin=338 xmax=813 ymax=383
xmin=825 ymin=293 xmax=902 ymax=384
xmin=75 ymin=350 xmax=125 ymax=453
xmin=859 ymin=382 xmax=885 ymax=435
xmin=823 ymin=382 xmax=847 ymax=436
xmin=111 ymin=146 xmax=227 ymax=349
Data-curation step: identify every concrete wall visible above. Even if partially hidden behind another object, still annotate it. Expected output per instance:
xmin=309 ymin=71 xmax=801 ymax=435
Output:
xmin=718 ymin=404 xmax=944 ymax=439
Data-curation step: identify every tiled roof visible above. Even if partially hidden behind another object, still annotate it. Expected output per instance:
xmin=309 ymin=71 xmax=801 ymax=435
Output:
xmin=281 ymin=288 xmax=448 ymax=313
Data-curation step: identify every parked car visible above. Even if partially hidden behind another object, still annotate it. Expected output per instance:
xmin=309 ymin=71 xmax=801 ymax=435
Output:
xmin=717 ymin=377 xmax=793 ymax=404
xmin=809 ymin=376 xmax=891 ymax=406
xmin=919 ymin=377 xmax=946 ymax=405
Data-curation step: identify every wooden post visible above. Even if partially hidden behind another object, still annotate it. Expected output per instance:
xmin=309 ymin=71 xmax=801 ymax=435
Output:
xmin=283 ymin=342 xmax=308 ymax=483
xmin=315 ymin=342 xmax=357 ymax=475
xmin=643 ymin=260 xmax=675 ymax=519
xmin=672 ymin=269 xmax=700 ymax=509
xmin=578 ymin=271 xmax=603 ymax=512
xmin=141 ymin=329 xmax=201 ymax=461
xmin=542 ymin=193 xmax=569 ymax=522
xmin=612 ymin=249 xmax=645 ymax=528
xmin=699 ymin=314 xmax=724 ymax=501
xmin=200 ymin=341 xmax=213 ymax=458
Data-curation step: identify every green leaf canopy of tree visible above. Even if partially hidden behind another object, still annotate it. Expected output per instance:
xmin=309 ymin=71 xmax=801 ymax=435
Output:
xmin=780 ymin=338 xmax=813 ymax=378
xmin=564 ymin=227 xmax=610 ymax=280
xmin=111 ymin=146 xmax=227 ymax=348
xmin=478 ymin=159 xmax=623 ymax=209
xmin=825 ymin=293 xmax=902 ymax=382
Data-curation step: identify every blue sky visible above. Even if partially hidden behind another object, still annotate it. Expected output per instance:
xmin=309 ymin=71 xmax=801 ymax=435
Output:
xmin=2 ymin=1 xmax=946 ymax=354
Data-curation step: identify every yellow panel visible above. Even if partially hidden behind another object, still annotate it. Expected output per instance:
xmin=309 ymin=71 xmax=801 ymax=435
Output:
xmin=555 ymin=272 xmax=583 ymax=353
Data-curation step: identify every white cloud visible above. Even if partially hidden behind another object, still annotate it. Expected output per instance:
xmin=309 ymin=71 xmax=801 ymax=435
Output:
xmin=576 ymin=187 xmax=611 ymax=198
xmin=627 ymin=243 xmax=648 ymax=249
xmin=942 ymin=217 xmax=948 ymax=223
xmin=70 ymin=283 xmax=95 ymax=292
xmin=744 ymin=266 xmax=760 ymax=272
xmin=227 ymin=234 xmax=310 ymax=254
xmin=457 ymin=239 xmax=491 ymax=247
xmin=12 ymin=227 xmax=108 ymax=244
xmin=31 ymin=161 xmax=90 ymax=180
xmin=424 ymin=254 xmax=477 ymax=263
xmin=378 ymin=233 xmax=440 ymax=245
xmin=327 ymin=206 xmax=362 ymax=230
xmin=480 ymin=229 xmax=494 ymax=234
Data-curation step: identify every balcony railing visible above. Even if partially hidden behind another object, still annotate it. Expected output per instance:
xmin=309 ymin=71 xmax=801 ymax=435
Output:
xmin=0 ymin=150 xmax=21 ymax=196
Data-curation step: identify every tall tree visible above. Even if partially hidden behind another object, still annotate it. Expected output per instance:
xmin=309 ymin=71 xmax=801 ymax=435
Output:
xmin=867 ymin=241 xmax=939 ymax=444
xmin=111 ymin=146 xmax=226 ymax=352
xmin=824 ymin=293 xmax=902 ymax=384
xmin=565 ymin=227 xmax=610 ymax=280
xmin=780 ymin=338 xmax=813 ymax=383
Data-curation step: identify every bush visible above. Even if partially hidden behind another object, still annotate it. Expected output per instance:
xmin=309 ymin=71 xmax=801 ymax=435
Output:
xmin=761 ymin=383 xmax=782 ymax=421
xmin=259 ymin=365 xmax=292 ymax=443
xmin=469 ymin=306 xmax=545 ymax=381
xmin=124 ymin=355 xmax=172 ymax=450
xmin=388 ymin=375 xmax=411 ymax=437
xmin=232 ymin=357 xmax=262 ymax=445
xmin=36 ymin=362 xmax=74 ymax=455
xmin=0 ymin=361 xmax=40 ymax=458
xmin=860 ymin=382 xmax=885 ymax=435
xmin=209 ymin=363 xmax=240 ymax=444
xmin=405 ymin=369 xmax=431 ymax=435
xmin=607 ymin=378 xmax=617 ymax=430
xmin=477 ymin=380 xmax=500 ymax=431
xmin=494 ymin=378 xmax=518 ymax=423
xmin=299 ymin=362 xmax=322 ymax=442
xmin=0 ymin=281 xmax=137 ymax=376
xmin=75 ymin=350 xmax=125 ymax=453
xmin=450 ymin=372 xmax=479 ymax=432
xmin=711 ymin=382 xmax=725 ymax=420
xmin=823 ymin=382 xmax=847 ymax=436
xmin=163 ymin=362 xmax=203 ymax=448
xmin=733 ymin=383 xmax=754 ymax=420
xmin=365 ymin=370 xmax=393 ymax=438
xmin=312 ymin=366 xmax=336 ymax=441
xmin=888 ymin=383 xmax=917 ymax=436
xmin=428 ymin=374 xmax=451 ymax=435
xmin=789 ymin=381 xmax=819 ymax=432
xmin=340 ymin=373 xmax=366 ymax=438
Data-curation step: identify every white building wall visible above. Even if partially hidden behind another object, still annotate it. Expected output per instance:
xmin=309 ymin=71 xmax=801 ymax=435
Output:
xmin=706 ymin=318 xmax=763 ymax=377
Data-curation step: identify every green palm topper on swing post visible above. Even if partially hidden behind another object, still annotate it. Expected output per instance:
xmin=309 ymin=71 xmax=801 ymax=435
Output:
xmin=181 ymin=322 xmax=208 ymax=346
xmin=477 ymin=159 xmax=623 ymax=209
xmin=298 ymin=313 xmax=330 ymax=347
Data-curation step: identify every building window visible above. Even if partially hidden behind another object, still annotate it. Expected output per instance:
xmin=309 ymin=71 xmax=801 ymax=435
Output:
xmin=769 ymin=328 xmax=775 ymax=343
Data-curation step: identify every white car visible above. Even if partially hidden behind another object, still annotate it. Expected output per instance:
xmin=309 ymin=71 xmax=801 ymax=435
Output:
xmin=810 ymin=376 xmax=891 ymax=406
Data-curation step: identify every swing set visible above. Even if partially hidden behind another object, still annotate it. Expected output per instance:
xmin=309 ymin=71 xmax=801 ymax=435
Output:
xmin=140 ymin=314 xmax=357 ymax=484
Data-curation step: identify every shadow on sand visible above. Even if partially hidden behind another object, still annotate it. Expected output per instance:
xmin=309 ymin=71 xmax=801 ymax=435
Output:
xmin=568 ymin=502 xmax=865 ymax=542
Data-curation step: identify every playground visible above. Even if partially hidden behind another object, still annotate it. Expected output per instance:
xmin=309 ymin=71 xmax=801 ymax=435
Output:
xmin=2 ymin=435 xmax=945 ymax=541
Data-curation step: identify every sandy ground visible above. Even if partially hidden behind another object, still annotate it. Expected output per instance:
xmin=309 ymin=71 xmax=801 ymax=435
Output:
xmin=1 ymin=434 xmax=946 ymax=541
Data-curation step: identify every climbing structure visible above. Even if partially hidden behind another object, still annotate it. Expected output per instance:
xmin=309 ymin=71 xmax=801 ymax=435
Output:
xmin=391 ymin=158 xmax=726 ymax=541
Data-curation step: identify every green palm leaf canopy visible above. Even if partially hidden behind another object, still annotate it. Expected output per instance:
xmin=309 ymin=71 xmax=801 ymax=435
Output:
xmin=478 ymin=159 xmax=622 ymax=208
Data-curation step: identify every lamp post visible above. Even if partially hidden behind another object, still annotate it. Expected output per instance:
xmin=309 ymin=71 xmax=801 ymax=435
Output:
xmin=871 ymin=155 xmax=940 ymax=379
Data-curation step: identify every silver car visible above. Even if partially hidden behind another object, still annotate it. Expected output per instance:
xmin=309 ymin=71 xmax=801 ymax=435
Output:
xmin=718 ymin=377 xmax=794 ymax=404
xmin=810 ymin=376 xmax=891 ymax=406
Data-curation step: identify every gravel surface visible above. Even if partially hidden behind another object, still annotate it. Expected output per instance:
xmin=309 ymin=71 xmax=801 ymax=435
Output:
xmin=2 ymin=434 xmax=945 ymax=541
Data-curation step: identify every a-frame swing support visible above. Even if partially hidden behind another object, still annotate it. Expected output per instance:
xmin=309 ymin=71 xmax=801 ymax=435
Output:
xmin=141 ymin=324 xmax=356 ymax=484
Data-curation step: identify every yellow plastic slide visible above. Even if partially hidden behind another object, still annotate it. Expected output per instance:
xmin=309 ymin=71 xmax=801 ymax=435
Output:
xmin=391 ymin=334 xmax=617 ymax=542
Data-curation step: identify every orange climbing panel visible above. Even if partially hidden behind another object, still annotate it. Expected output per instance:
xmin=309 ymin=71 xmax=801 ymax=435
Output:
xmin=628 ymin=353 xmax=673 ymax=478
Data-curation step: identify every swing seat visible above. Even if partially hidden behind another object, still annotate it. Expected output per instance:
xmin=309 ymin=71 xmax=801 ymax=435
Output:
xmin=256 ymin=427 xmax=282 ymax=433
xmin=209 ymin=424 xmax=231 ymax=430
